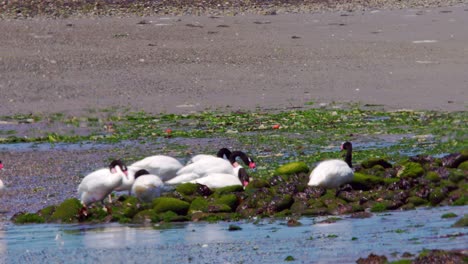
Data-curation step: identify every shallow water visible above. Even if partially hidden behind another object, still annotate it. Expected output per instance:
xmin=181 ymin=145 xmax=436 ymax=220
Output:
xmin=2 ymin=206 xmax=466 ymax=264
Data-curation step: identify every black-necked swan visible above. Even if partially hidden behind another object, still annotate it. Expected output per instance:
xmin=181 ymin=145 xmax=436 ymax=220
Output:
xmin=0 ymin=161 xmax=5 ymax=193
xmin=308 ymin=141 xmax=354 ymax=189
xmin=131 ymin=169 xmax=164 ymax=202
xmin=189 ymin=148 xmax=256 ymax=169
xmin=78 ymin=160 xmax=129 ymax=207
xmin=188 ymin=148 xmax=233 ymax=164
xmin=167 ymin=157 xmax=234 ymax=184
xmin=129 ymin=155 xmax=183 ymax=182
xmin=190 ymin=166 xmax=250 ymax=188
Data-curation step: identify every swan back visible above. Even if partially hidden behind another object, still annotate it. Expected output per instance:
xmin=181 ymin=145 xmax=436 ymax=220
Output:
xmin=78 ymin=160 xmax=128 ymax=206
xmin=130 ymin=155 xmax=183 ymax=181
xmin=132 ymin=173 xmax=164 ymax=202
xmin=176 ymin=157 xmax=234 ymax=178
xmin=308 ymin=159 xmax=353 ymax=188
xmin=190 ymin=173 xmax=242 ymax=189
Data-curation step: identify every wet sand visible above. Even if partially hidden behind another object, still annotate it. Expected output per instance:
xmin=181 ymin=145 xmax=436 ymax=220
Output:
xmin=0 ymin=5 xmax=467 ymax=116
xmin=1 ymin=4 xmax=468 ymax=220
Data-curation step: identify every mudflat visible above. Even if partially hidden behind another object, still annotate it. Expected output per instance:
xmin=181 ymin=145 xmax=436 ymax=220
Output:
xmin=1 ymin=4 xmax=467 ymax=116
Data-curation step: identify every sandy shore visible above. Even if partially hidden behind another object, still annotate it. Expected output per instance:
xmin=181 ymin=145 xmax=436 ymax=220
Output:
xmin=1 ymin=4 xmax=467 ymax=117
xmin=1 ymin=3 xmax=467 ymax=220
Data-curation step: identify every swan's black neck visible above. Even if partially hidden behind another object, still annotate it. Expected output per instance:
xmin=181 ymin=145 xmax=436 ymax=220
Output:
xmin=134 ymin=169 xmax=150 ymax=179
xmin=237 ymin=167 xmax=250 ymax=186
xmin=216 ymin=148 xmax=232 ymax=160
xmin=109 ymin=159 xmax=128 ymax=172
xmin=342 ymin=142 xmax=353 ymax=168
xmin=229 ymin=151 xmax=253 ymax=166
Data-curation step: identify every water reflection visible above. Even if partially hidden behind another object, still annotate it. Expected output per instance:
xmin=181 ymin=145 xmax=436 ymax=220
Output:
xmin=81 ymin=225 xmax=140 ymax=249
xmin=3 ymin=206 xmax=467 ymax=263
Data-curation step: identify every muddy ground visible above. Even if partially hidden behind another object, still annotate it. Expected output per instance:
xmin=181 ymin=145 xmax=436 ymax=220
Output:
xmin=1 ymin=3 xmax=468 ymax=220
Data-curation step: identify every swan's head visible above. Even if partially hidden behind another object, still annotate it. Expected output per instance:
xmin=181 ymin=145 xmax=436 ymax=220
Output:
xmin=230 ymin=151 xmax=256 ymax=170
xmin=237 ymin=167 xmax=250 ymax=187
xmin=340 ymin=141 xmax=352 ymax=151
xmin=248 ymin=158 xmax=256 ymax=169
xmin=109 ymin=160 xmax=129 ymax=179
xmin=134 ymin=169 xmax=150 ymax=179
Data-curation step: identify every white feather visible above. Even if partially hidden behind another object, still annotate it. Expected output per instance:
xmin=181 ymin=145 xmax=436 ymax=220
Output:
xmin=131 ymin=174 xmax=164 ymax=202
xmin=308 ymin=159 xmax=354 ymax=188
xmin=190 ymin=173 xmax=242 ymax=189
xmin=130 ymin=155 xmax=183 ymax=181
xmin=78 ymin=166 xmax=126 ymax=206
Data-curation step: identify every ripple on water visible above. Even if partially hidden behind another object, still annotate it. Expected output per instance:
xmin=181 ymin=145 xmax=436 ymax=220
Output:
xmin=2 ymin=206 xmax=467 ymax=263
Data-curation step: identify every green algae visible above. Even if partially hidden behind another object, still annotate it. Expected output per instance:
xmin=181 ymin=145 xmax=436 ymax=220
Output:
xmin=398 ymin=162 xmax=425 ymax=179
xmin=425 ymin=171 xmax=441 ymax=182
xmin=274 ymin=161 xmax=310 ymax=176
xmin=12 ymin=213 xmax=45 ymax=224
xmin=215 ymin=194 xmax=239 ymax=211
xmin=153 ymin=197 xmax=190 ymax=215
xmin=213 ymin=185 xmax=244 ymax=195
xmin=452 ymin=214 xmax=468 ymax=227
xmin=176 ymin=183 xmax=199 ymax=196
xmin=441 ymin=212 xmax=457 ymax=218
xmin=189 ymin=197 xmax=209 ymax=213
xmin=361 ymin=158 xmax=392 ymax=169
xmin=458 ymin=160 xmax=468 ymax=170
xmin=50 ymin=198 xmax=82 ymax=223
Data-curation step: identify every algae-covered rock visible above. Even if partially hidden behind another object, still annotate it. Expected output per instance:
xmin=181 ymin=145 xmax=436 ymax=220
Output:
xmin=425 ymin=171 xmax=441 ymax=182
xmin=176 ymin=183 xmax=199 ymax=195
xmin=350 ymin=173 xmax=385 ymax=190
xmin=38 ymin=205 xmax=56 ymax=222
xmin=452 ymin=214 xmax=468 ymax=227
xmin=361 ymin=158 xmax=392 ymax=169
xmin=112 ymin=196 xmax=142 ymax=222
xmin=213 ymin=185 xmax=244 ymax=195
xmin=245 ymin=179 xmax=270 ymax=190
xmin=448 ymin=169 xmax=465 ymax=183
xmin=458 ymin=160 xmax=468 ymax=170
xmin=158 ymin=211 xmax=189 ymax=222
xmin=397 ymin=162 xmax=425 ymax=179
xmin=453 ymin=195 xmax=467 ymax=206
xmin=274 ymin=162 xmax=310 ymax=176
xmin=12 ymin=212 xmax=45 ymax=224
xmin=153 ymin=197 xmax=190 ymax=215
xmin=407 ymin=196 xmax=427 ymax=206
xmin=50 ymin=198 xmax=82 ymax=223
xmin=370 ymin=202 xmax=389 ymax=212
xmin=215 ymin=194 xmax=239 ymax=211
xmin=189 ymin=197 xmax=209 ymax=213
xmin=428 ymin=187 xmax=447 ymax=205
xmin=267 ymin=194 xmax=293 ymax=213
xmin=132 ymin=209 xmax=158 ymax=224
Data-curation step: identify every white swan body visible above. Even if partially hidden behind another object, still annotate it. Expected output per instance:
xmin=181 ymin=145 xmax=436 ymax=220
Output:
xmin=78 ymin=160 xmax=128 ymax=206
xmin=167 ymin=157 xmax=234 ymax=185
xmin=131 ymin=173 xmax=164 ymax=202
xmin=189 ymin=173 xmax=242 ymax=189
xmin=308 ymin=160 xmax=353 ymax=188
xmin=169 ymin=165 xmax=250 ymax=188
xmin=187 ymin=148 xmax=232 ymax=164
xmin=130 ymin=155 xmax=183 ymax=181
xmin=113 ymin=166 xmax=139 ymax=193
xmin=308 ymin=141 xmax=354 ymax=189
xmin=188 ymin=154 xmax=219 ymax=164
